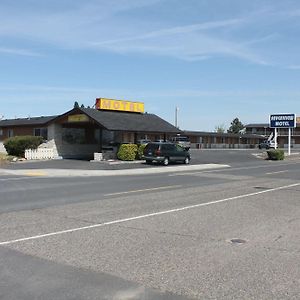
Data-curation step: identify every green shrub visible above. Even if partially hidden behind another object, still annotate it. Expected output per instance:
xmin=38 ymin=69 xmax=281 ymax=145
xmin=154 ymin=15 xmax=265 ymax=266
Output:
xmin=267 ymin=149 xmax=285 ymax=160
xmin=137 ymin=144 xmax=147 ymax=160
xmin=117 ymin=144 xmax=138 ymax=161
xmin=4 ymin=136 xmax=44 ymax=157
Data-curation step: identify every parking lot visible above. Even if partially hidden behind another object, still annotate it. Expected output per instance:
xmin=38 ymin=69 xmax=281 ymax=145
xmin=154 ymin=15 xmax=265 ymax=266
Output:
xmin=1 ymin=150 xmax=300 ymax=299
xmin=1 ymin=148 xmax=269 ymax=171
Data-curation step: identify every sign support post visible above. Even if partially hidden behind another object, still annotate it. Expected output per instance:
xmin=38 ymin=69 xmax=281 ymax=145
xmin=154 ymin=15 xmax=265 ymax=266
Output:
xmin=288 ymin=128 xmax=291 ymax=156
xmin=274 ymin=128 xmax=277 ymax=149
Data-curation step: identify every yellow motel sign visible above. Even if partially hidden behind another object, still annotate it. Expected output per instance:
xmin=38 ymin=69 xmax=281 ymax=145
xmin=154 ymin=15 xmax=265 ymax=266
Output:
xmin=96 ymin=98 xmax=145 ymax=113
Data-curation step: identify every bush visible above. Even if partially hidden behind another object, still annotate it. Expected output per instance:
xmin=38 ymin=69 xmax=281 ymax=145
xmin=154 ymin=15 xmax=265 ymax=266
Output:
xmin=117 ymin=144 xmax=138 ymax=161
xmin=4 ymin=136 xmax=44 ymax=157
xmin=136 ymin=144 xmax=147 ymax=160
xmin=267 ymin=149 xmax=285 ymax=160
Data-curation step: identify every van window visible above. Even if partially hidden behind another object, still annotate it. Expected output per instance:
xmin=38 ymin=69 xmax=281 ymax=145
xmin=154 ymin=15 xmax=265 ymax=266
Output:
xmin=162 ymin=144 xmax=175 ymax=151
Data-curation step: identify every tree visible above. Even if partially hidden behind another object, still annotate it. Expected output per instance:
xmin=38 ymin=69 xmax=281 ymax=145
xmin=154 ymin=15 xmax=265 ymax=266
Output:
xmin=214 ymin=124 xmax=226 ymax=133
xmin=73 ymin=101 xmax=79 ymax=108
xmin=227 ymin=117 xmax=244 ymax=134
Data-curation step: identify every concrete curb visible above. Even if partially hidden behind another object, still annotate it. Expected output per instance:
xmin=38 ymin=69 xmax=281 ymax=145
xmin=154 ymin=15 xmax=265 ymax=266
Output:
xmin=0 ymin=164 xmax=230 ymax=178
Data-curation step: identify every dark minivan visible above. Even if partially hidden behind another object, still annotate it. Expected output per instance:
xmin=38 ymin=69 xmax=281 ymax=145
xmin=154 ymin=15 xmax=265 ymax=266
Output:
xmin=143 ymin=142 xmax=191 ymax=166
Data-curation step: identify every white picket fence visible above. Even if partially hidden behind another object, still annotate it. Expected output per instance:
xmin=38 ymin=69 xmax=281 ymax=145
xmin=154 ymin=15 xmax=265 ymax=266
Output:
xmin=0 ymin=142 xmax=7 ymax=154
xmin=25 ymin=148 xmax=54 ymax=160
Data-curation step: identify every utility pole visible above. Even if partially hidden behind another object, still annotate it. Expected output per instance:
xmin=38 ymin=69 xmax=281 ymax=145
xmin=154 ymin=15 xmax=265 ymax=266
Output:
xmin=175 ymin=106 xmax=179 ymax=128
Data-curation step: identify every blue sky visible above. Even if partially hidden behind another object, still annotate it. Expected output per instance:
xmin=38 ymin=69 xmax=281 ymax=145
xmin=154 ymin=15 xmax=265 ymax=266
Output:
xmin=1 ymin=0 xmax=300 ymax=131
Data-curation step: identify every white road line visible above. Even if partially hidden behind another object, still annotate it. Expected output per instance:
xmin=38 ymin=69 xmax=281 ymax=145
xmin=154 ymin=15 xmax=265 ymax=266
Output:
xmin=0 ymin=177 xmax=33 ymax=182
xmin=169 ymin=161 xmax=300 ymax=176
xmin=104 ymin=185 xmax=182 ymax=196
xmin=266 ymin=170 xmax=288 ymax=175
xmin=0 ymin=182 xmax=299 ymax=246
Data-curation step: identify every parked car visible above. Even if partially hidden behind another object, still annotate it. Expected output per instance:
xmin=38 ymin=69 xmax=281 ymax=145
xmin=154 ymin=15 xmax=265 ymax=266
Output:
xmin=143 ymin=142 xmax=191 ymax=166
xmin=170 ymin=136 xmax=191 ymax=150
xmin=258 ymin=140 xmax=276 ymax=149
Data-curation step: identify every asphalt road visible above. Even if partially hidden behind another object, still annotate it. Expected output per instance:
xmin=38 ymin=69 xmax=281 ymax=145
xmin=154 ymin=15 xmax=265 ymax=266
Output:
xmin=1 ymin=150 xmax=300 ymax=299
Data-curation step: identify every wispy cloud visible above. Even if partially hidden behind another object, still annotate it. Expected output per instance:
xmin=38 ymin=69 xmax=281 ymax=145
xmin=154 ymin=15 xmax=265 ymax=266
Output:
xmin=1 ymin=83 xmax=300 ymax=99
xmin=91 ymin=18 xmax=245 ymax=46
xmin=0 ymin=46 xmax=42 ymax=56
xmin=88 ymin=17 xmax=267 ymax=63
xmin=0 ymin=0 xmax=300 ymax=67
xmin=287 ymin=65 xmax=300 ymax=70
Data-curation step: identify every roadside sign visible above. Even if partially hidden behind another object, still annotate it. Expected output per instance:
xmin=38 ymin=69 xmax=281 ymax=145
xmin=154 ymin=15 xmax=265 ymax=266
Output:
xmin=270 ymin=114 xmax=296 ymax=128
xmin=269 ymin=113 xmax=296 ymax=156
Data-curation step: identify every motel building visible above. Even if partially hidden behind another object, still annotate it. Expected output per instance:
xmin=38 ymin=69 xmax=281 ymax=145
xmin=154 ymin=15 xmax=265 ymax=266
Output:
xmin=245 ymin=117 xmax=300 ymax=149
xmin=0 ymin=99 xmax=180 ymax=160
xmin=0 ymin=98 xmax=278 ymax=160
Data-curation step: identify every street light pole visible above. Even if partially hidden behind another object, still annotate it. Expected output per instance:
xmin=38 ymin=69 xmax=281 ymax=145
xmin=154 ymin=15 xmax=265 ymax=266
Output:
xmin=175 ymin=106 xmax=179 ymax=128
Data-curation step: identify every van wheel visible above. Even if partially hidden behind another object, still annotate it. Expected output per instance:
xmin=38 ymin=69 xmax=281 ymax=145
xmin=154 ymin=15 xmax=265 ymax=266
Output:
xmin=184 ymin=157 xmax=190 ymax=165
xmin=163 ymin=157 xmax=169 ymax=166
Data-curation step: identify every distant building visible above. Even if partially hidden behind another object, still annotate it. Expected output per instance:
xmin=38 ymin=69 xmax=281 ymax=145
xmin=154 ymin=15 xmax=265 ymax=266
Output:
xmin=245 ymin=122 xmax=300 ymax=148
xmin=183 ymin=131 xmax=264 ymax=149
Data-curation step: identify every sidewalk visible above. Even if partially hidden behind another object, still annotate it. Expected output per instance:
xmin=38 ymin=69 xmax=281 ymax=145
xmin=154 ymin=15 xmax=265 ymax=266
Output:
xmin=0 ymin=162 xmax=230 ymax=177
xmin=0 ymin=158 xmax=148 ymax=171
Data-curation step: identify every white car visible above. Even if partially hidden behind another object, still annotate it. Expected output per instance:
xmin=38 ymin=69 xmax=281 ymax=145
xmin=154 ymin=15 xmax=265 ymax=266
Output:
xmin=259 ymin=140 xmax=276 ymax=149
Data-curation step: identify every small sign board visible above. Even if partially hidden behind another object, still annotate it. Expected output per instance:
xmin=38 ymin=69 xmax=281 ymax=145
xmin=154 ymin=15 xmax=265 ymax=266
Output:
xmin=269 ymin=114 xmax=296 ymax=128
xmin=68 ymin=114 xmax=89 ymax=123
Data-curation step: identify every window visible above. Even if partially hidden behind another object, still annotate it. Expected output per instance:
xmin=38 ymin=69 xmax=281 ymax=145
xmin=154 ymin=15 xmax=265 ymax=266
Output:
xmin=252 ymin=128 xmax=257 ymax=134
xmin=175 ymin=144 xmax=185 ymax=151
xmin=171 ymin=136 xmax=189 ymax=142
xmin=8 ymin=129 xmax=13 ymax=138
xmin=34 ymin=128 xmax=48 ymax=139
xmin=162 ymin=144 xmax=176 ymax=151
xmin=0 ymin=128 xmax=3 ymax=136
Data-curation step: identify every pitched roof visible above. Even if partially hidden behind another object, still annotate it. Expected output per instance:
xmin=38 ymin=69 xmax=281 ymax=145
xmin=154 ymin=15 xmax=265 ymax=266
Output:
xmin=56 ymin=108 xmax=181 ymax=133
xmin=0 ymin=115 xmax=57 ymax=127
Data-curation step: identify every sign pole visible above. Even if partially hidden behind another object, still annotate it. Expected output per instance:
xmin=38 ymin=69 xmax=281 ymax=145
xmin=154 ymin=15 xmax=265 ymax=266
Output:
xmin=288 ymin=128 xmax=291 ymax=156
xmin=274 ymin=128 xmax=277 ymax=149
